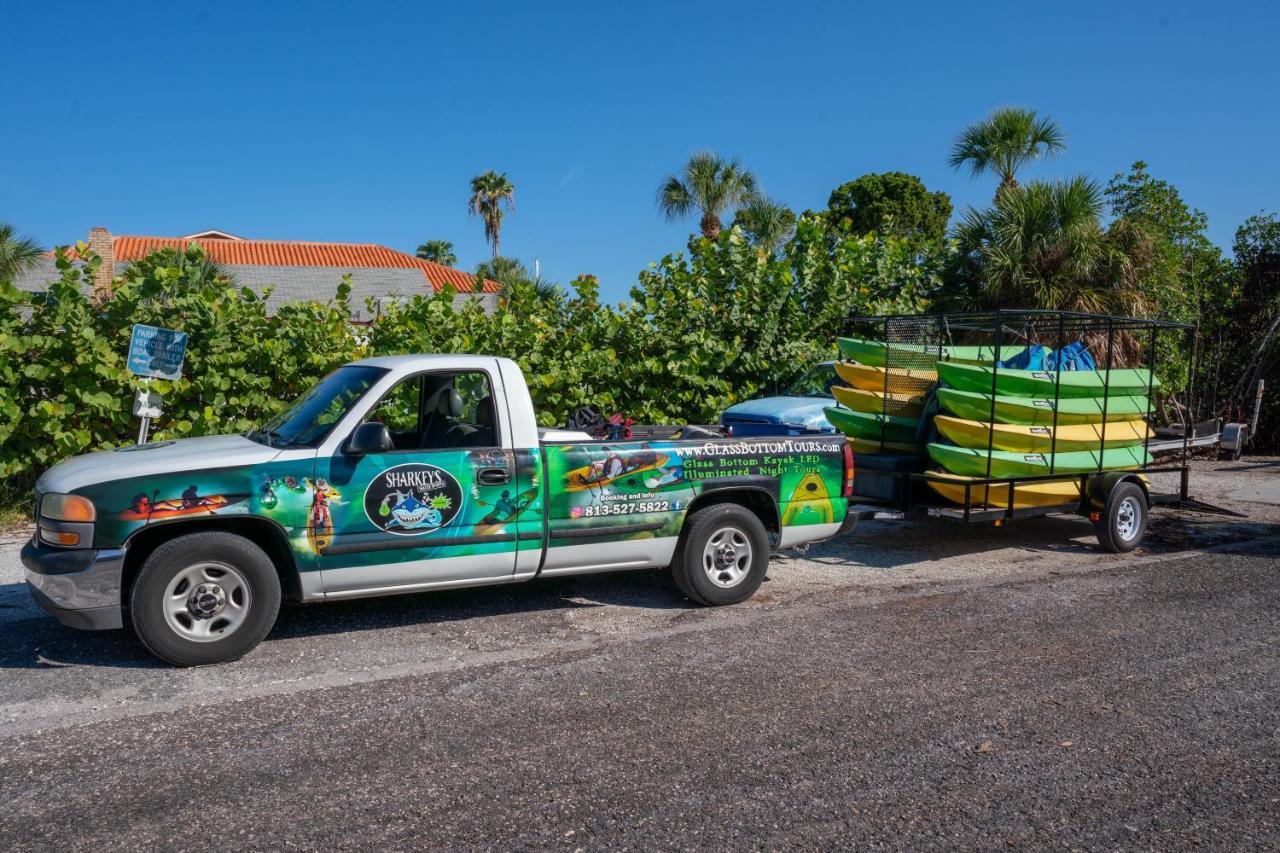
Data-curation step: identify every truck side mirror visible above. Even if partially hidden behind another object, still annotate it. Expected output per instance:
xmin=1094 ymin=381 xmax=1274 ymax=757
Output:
xmin=346 ymin=422 xmax=393 ymax=456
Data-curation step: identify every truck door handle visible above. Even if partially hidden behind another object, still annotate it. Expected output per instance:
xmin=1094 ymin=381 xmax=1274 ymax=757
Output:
xmin=477 ymin=468 xmax=511 ymax=486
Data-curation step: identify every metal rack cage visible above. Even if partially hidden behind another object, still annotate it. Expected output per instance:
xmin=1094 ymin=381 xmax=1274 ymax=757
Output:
xmin=837 ymin=310 xmax=1198 ymax=521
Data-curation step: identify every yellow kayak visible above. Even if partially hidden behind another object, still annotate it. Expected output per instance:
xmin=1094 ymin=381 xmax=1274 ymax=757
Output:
xmin=934 ymin=415 xmax=1153 ymax=453
xmin=835 ymin=361 xmax=936 ymax=395
xmin=781 ymin=472 xmax=835 ymax=526
xmin=925 ymin=471 xmax=1081 ymax=509
xmin=846 ymin=436 xmax=922 ymax=455
xmin=832 ymin=385 xmax=925 ymax=418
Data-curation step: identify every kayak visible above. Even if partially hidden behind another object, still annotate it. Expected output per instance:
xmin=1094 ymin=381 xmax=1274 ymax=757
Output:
xmin=927 ymin=443 xmax=1152 ymax=478
xmin=937 ymin=361 xmax=1159 ymax=399
xmin=831 ymin=385 xmax=925 ymax=418
xmin=937 ymin=387 xmax=1150 ymax=425
xmin=934 ymin=415 xmax=1154 ymax=453
xmin=823 ymin=406 xmax=919 ymax=444
xmin=846 ymin=436 xmax=923 ymax=455
xmin=925 ymin=471 xmax=1081 ymax=509
xmin=835 ymin=361 xmax=936 ymax=395
xmin=781 ymin=472 xmax=835 ymax=526
xmin=837 ymin=337 xmax=1027 ymax=367
xmin=564 ymin=452 xmax=670 ymax=492
xmin=473 ymin=486 xmax=541 ymax=535
xmin=119 ymin=494 xmax=242 ymax=522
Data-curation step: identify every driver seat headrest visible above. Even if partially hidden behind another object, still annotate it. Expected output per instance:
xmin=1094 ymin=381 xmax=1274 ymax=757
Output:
xmin=435 ymin=388 xmax=463 ymax=417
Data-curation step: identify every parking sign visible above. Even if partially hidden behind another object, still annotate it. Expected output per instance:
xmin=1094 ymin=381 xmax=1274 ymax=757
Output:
xmin=127 ymin=324 xmax=188 ymax=380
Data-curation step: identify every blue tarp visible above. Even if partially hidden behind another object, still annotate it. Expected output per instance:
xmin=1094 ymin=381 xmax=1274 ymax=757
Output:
xmin=998 ymin=341 xmax=1096 ymax=371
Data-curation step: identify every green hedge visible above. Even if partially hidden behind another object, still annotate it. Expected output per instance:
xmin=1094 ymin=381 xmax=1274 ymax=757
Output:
xmin=0 ymin=222 xmax=941 ymax=484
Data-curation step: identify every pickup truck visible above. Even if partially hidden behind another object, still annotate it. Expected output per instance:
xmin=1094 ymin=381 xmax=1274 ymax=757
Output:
xmin=23 ymin=355 xmax=854 ymax=665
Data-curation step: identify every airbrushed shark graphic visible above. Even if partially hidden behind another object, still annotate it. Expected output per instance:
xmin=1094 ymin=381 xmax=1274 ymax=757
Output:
xmin=365 ymin=463 xmax=463 ymax=535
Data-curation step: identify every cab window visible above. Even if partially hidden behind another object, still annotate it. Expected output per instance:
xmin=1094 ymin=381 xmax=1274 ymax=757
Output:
xmin=365 ymin=370 xmax=499 ymax=450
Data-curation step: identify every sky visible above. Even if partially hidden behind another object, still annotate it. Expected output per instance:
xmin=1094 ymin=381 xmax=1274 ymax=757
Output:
xmin=3 ymin=0 xmax=1278 ymax=303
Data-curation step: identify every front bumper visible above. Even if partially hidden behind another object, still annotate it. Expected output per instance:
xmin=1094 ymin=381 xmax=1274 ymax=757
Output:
xmin=21 ymin=538 xmax=126 ymax=631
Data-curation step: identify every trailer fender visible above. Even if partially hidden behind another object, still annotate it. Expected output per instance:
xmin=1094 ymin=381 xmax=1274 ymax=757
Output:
xmin=1083 ymin=473 xmax=1150 ymax=514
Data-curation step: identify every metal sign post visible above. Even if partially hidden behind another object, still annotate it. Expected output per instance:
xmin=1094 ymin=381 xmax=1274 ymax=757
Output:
xmin=133 ymin=384 xmax=164 ymax=444
xmin=126 ymin=324 xmax=187 ymax=444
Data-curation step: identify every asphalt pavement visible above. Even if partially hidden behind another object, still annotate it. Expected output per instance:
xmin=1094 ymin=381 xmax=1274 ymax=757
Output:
xmin=0 ymin=513 xmax=1277 ymax=849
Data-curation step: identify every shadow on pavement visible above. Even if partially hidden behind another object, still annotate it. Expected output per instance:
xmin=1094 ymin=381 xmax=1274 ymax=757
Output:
xmin=0 ymin=569 xmax=691 ymax=669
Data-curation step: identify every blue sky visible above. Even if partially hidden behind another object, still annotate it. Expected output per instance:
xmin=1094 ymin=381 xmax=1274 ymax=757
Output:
xmin=3 ymin=0 xmax=1277 ymax=302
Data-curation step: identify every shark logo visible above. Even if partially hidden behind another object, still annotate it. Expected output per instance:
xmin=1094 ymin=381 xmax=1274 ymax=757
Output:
xmin=364 ymin=463 xmax=463 ymax=535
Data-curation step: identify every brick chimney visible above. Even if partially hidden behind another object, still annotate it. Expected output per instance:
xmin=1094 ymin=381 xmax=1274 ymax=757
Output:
xmin=87 ymin=226 xmax=114 ymax=295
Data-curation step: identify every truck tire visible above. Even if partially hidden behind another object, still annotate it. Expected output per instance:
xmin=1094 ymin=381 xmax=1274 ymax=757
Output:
xmin=129 ymin=532 xmax=281 ymax=666
xmin=671 ymin=504 xmax=770 ymax=606
xmin=1093 ymin=481 xmax=1148 ymax=554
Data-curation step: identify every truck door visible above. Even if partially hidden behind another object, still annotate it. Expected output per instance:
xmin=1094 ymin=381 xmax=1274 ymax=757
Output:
xmin=316 ymin=368 xmax=521 ymax=595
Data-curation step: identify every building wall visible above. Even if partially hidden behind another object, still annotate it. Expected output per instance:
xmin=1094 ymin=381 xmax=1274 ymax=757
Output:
xmin=10 ymin=259 xmax=498 ymax=317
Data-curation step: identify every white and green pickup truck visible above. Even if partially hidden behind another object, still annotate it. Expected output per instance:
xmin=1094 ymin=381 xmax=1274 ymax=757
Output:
xmin=23 ymin=355 xmax=854 ymax=665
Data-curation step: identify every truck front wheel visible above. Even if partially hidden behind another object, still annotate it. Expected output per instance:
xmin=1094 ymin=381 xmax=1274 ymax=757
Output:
xmin=129 ymin=532 xmax=281 ymax=666
xmin=672 ymin=504 xmax=769 ymax=606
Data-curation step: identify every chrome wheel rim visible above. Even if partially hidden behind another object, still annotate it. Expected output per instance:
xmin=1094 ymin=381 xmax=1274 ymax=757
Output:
xmin=162 ymin=561 xmax=252 ymax=643
xmin=1115 ymin=496 xmax=1142 ymax=542
xmin=703 ymin=527 xmax=752 ymax=588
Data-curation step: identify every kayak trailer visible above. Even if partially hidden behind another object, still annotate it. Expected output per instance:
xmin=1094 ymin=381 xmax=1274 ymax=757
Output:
xmin=836 ymin=310 xmax=1240 ymax=553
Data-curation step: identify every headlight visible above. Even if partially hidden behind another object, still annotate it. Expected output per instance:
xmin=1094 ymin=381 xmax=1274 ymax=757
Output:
xmin=39 ymin=493 xmax=97 ymax=522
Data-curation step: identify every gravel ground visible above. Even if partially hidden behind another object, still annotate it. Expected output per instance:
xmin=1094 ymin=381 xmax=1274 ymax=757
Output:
xmin=0 ymin=455 xmax=1276 ymax=848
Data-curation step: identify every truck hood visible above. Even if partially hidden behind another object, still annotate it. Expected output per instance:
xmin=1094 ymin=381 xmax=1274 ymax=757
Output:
xmin=720 ymin=396 xmax=836 ymax=432
xmin=35 ymin=434 xmax=287 ymax=495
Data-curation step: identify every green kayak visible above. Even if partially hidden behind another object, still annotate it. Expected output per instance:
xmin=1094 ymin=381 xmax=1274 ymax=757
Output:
xmin=837 ymin=337 xmax=1028 ymax=368
xmin=937 ymin=361 xmax=1158 ymax=399
xmin=823 ymin=406 xmax=918 ymax=444
xmin=937 ymin=387 xmax=1150 ymax=425
xmin=927 ymin=443 xmax=1153 ymax=478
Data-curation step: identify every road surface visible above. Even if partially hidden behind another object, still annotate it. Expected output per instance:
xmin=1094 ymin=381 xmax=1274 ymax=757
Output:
xmin=1 ymin=498 xmax=1276 ymax=849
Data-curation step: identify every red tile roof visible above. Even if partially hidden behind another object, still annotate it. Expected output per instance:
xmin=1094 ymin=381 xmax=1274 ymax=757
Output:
xmin=103 ymin=235 xmax=500 ymax=294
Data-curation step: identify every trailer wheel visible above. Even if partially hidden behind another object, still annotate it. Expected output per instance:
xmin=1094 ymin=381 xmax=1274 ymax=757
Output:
xmin=671 ymin=504 xmax=769 ymax=606
xmin=129 ymin=532 xmax=281 ymax=666
xmin=1094 ymin=481 xmax=1147 ymax=554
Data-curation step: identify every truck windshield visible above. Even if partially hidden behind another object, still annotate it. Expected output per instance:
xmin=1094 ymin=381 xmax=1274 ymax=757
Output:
xmin=785 ymin=363 xmax=839 ymax=398
xmin=246 ymin=365 xmax=387 ymax=448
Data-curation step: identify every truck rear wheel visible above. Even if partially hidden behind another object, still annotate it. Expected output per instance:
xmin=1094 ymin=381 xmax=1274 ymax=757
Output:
xmin=672 ymin=504 xmax=769 ymax=606
xmin=1094 ymin=481 xmax=1148 ymax=554
xmin=129 ymin=532 xmax=281 ymax=666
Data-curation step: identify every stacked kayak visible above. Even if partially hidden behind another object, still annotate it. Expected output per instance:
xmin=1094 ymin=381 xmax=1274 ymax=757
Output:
xmin=928 ymin=355 xmax=1158 ymax=508
xmin=823 ymin=407 xmax=919 ymax=446
xmin=837 ymin=336 xmax=1029 ymax=368
xmin=824 ymin=334 xmax=1161 ymax=510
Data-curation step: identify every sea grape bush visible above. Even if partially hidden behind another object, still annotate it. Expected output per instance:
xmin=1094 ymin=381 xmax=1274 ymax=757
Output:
xmin=0 ymin=220 xmax=941 ymax=484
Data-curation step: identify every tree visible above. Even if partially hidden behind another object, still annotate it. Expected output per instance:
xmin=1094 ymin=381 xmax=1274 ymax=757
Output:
xmin=0 ymin=223 xmax=43 ymax=283
xmin=732 ymin=196 xmax=797 ymax=254
xmin=657 ymin=151 xmax=760 ymax=239
xmin=944 ymin=177 xmax=1150 ymax=315
xmin=826 ymin=172 xmax=952 ymax=246
xmin=468 ymin=171 xmax=516 ymax=259
xmin=948 ymin=107 xmax=1067 ymax=197
xmin=416 ymin=239 xmax=457 ymax=267
xmin=476 ymin=256 xmax=561 ymax=303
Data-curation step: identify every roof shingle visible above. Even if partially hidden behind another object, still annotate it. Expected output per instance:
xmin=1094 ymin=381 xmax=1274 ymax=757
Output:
xmin=106 ymin=236 xmax=500 ymax=294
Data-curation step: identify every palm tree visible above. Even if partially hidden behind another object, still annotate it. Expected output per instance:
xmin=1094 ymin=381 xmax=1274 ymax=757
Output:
xmin=657 ymin=151 xmax=760 ymax=239
xmin=416 ymin=239 xmax=457 ymax=267
xmin=945 ymin=177 xmax=1147 ymax=315
xmin=948 ymin=108 xmax=1066 ymax=197
xmin=476 ymin=256 xmax=560 ymax=302
xmin=468 ymin=171 xmax=516 ymax=259
xmin=0 ymin=223 xmax=44 ymax=283
xmin=732 ymin=196 xmax=797 ymax=254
